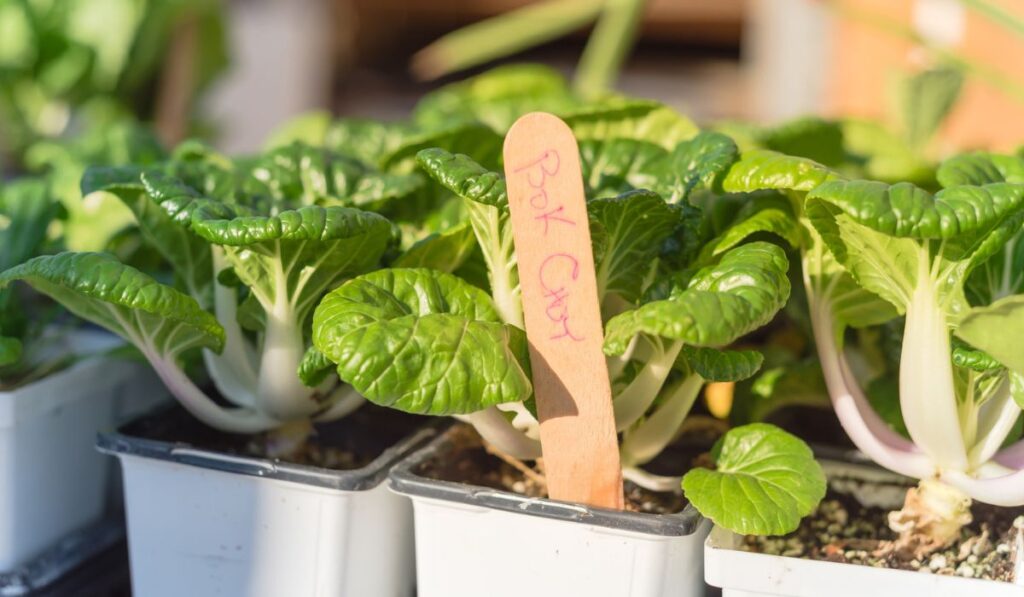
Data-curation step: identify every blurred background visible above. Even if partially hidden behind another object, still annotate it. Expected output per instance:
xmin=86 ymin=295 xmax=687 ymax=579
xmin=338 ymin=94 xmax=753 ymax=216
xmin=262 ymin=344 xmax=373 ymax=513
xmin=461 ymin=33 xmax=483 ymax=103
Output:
xmin=1 ymin=0 xmax=1022 ymax=168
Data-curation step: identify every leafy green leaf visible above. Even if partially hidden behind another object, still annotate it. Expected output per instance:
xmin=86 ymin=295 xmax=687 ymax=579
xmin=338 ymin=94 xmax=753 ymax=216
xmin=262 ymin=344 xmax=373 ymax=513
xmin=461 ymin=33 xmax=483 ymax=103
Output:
xmin=808 ymin=180 xmax=1024 ymax=239
xmin=604 ymin=242 xmax=791 ymax=353
xmin=697 ymin=192 xmax=803 ymax=263
xmin=416 ymin=148 xmax=508 ymax=208
xmin=661 ymin=131 xmax=739 ymax=200
xmin=312 ymin=268 xmax=531 ymax=414
xmin=298 ymin=345 xmax=334 ymax=388
xmin=721 ymin=150 xmax=836 ymax=195
xmin=394 ymin=222 xmax=477 ymax=273
xmin=577 ymin=138 xmax=668 ymax=198
xmin=761 ymin=117 xmax=846 ymax=168
xmin=0 ymin=252 xmax=224 ymax=358
xmin=413 ymin=64 xmax=576 ymax=132
xmin=589 ymin=190 xmax=679 ymax=303
xmin=937 ymin=152 xmax=1024 ymax=187
xmin=85 ymin=168 xmax=214 ymax=306
xmin=562 ymin=99 xmax=698 ymax=149
xmin=957 ymin=295 xmax=1024 ymax=376
xmin=683 ymin=346 xmax=763 ymax=382
xmin=189 ymin=200 xmax=393 ymax=320
xmin=682 ymin=423 xmax=826 ymax=535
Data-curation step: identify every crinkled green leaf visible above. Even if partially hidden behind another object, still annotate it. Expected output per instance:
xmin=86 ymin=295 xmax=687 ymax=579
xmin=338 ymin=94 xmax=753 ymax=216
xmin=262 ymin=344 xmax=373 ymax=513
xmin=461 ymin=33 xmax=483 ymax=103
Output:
xmin=189 ymin=200 xmax=393 ymax=320
xmin=683 ymin=345 xmax=763 ymax=382
xmin=589 ymin=190 xmax=679 ymax=302
xmin=951 ymin=338 xmax=1003 ymax=372
xmin=324 ymin=118 xmax=415 ymax=166
xmin=761 ymin=117 xmax=846 ymax=168
xmin=577 ymin=138 xmax=668 ymax=198
xmin=298 ymin=345 xmax=334 ymax=388
xmin=84 ymin=168 xmax=213 ymax=305
xmin=937 ymin=152 xmax=1024 ymax=187
xmin=808 ymin=180 xmax=1024 ymax=239
xmin=604 ymin=242 xmax=791 ymax=353
xmin=562 ymin=99 xmax=698 ymax=150
xmin=661 ymin=131 xmax=739 ymax=201
xmin=721 ymin=153 xmax=831 ymax=197
xmin=264 ymin=111 xmax=332 ymax=151
xmin=380 ymin=121 xmax=503 ymax=173
xmin=0 ymin=252 xmax=224 ymax=358
xmin=413 ymin=64 xmax=576 ymax=132
xmin=682 ymin=423 xmax=826 ymax=535
xmin=312 ymin=268 xmax=531 ymax=414
xmin=721 ymin=150 xmax=837 ymax=195
xmin=416 ymin=148 xmax=508 ymax=208
xmin=394 ymin=222 xmax=477 ymax=273
xmin=697 ymin=192 xmax=802 ymax=263
xmin=807 ymin=180 xmax=1024 ymax=315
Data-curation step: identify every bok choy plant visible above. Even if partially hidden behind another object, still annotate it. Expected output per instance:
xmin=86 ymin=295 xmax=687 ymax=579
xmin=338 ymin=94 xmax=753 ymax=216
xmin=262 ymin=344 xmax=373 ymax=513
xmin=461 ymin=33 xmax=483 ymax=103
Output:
xmin=310 ymin=113 xmax=826 ymax=535
xmin=719 ymin=146 xmax=1024 ymax=553
xmin=0 ymin=141 xmax=424 ymax=446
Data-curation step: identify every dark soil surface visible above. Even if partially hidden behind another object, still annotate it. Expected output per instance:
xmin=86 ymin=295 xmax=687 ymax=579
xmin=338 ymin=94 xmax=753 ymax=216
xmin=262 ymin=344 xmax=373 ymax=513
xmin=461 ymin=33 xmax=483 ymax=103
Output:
xmin=122 ymin=402 xmax=429 ymax=471
xmin=744 ymin=478 xmax=1024 ymax=582
xmin=414 ymin=423 xmax=722 ymax=514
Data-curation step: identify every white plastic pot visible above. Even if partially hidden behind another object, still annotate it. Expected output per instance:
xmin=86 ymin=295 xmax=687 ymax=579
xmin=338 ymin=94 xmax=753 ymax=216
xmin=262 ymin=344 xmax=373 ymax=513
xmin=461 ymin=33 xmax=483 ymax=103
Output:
xmin=705 ymin=459 xmax=1024 ymax=597
xmin=98 ymin=415 xmax=436 ymax=597
xmin=0 ymin=333 xmax=160 ymax=572
xmin=389 ymin=426 xmax=711 ymax=597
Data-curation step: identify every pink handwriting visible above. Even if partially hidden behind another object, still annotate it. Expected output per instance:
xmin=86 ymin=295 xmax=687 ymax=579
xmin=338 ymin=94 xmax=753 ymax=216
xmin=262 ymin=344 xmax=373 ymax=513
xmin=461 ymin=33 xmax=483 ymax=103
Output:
xmin=514 ymin=148 xmax=584 ymax=342
xmin=539 ymin=253 xmax=584 ymax=341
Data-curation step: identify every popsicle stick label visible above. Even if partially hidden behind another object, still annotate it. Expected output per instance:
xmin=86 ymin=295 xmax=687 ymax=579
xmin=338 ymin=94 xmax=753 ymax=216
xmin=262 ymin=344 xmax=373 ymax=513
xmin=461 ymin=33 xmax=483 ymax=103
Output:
xmin=503 ymin=112 xmax=624 ymax=510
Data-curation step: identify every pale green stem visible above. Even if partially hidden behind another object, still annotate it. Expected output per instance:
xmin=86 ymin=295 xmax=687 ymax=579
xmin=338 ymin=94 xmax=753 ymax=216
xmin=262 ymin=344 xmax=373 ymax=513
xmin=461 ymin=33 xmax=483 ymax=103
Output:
xmin=203 ymin=246 xmax=259 ymax=407
xmin=613 ymin=340 xmax=682 ymax=431
xmin=460 ymin=407 xmax=542 ymax=460
xmin=620 ymin=373 xmax=704 ymax=467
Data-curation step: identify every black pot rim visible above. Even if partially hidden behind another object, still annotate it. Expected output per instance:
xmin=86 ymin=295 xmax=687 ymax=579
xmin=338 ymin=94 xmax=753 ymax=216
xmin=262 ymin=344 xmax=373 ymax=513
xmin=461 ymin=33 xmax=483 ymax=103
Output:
xmin=96 ymin=406 xmax=440 ymax=492
xmin=388 ymin=424 xmax=706 ymax=538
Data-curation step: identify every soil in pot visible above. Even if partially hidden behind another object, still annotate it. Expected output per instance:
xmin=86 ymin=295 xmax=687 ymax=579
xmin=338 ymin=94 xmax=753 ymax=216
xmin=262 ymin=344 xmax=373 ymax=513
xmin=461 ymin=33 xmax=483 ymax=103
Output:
xmin=742 ymin=477 xmax=1024 ymax=582
xmin=413 ymin=423 xmax=723 ymax=514
xmin=121 ymin=402 xmax=428 ymax=470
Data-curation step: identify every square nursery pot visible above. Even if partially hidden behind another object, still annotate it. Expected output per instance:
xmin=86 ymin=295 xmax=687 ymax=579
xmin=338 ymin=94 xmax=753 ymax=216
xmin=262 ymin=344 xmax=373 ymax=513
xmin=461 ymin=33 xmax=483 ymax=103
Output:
xmin=0 ymin=329 xmax=160 ymax=576
xmin=389 ymin=424 xmax=711 ymax=597
xmin=705 ymin=459 xmax=1024 ymax=597
xmin=97 ymin=405 xmax=437 ymax=597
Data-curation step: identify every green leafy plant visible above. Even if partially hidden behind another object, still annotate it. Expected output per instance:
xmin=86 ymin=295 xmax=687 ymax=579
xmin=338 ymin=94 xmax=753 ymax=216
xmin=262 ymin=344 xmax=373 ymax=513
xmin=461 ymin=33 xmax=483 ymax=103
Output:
xmin=309 ymin=84 xmax=825 ymax=535
xmin=718 ymin=141 xmax=1024 ymax=553
xmin=0 ymin=141 xmax=425 ymax=445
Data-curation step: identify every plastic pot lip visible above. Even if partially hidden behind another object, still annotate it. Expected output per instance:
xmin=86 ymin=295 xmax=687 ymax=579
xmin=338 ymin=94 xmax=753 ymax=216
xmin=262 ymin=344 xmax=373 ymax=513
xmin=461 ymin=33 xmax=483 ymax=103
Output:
xmin=388 ymin=424 xmax=705 ymax=538
xmin=96 ymin=406 xmax=441 ymax=493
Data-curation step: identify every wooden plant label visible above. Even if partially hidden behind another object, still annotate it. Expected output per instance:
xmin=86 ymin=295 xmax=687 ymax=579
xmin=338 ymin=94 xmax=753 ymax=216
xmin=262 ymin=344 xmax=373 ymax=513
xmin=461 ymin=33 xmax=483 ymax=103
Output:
xmin=502 ymin=112 xmax=624 ymax=510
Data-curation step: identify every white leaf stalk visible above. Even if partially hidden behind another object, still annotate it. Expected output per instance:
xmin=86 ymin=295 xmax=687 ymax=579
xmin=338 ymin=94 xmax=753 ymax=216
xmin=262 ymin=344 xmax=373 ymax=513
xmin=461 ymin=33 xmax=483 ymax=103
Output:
xmin=807 ymin=247 xmax=1024 ymax=547
xmin=143 ymin=245 xmax=363 ymax=437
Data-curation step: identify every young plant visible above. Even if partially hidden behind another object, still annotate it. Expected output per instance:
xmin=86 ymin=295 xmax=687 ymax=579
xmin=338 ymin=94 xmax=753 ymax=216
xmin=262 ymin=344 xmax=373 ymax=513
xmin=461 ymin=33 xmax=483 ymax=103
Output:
xmin=721 ymin=146 xmax=1024 ymax=554
xmin=0 ymin=141 xmax=423 ymax=445
xmin=311 ymin=127 xmax=826 ymax=536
